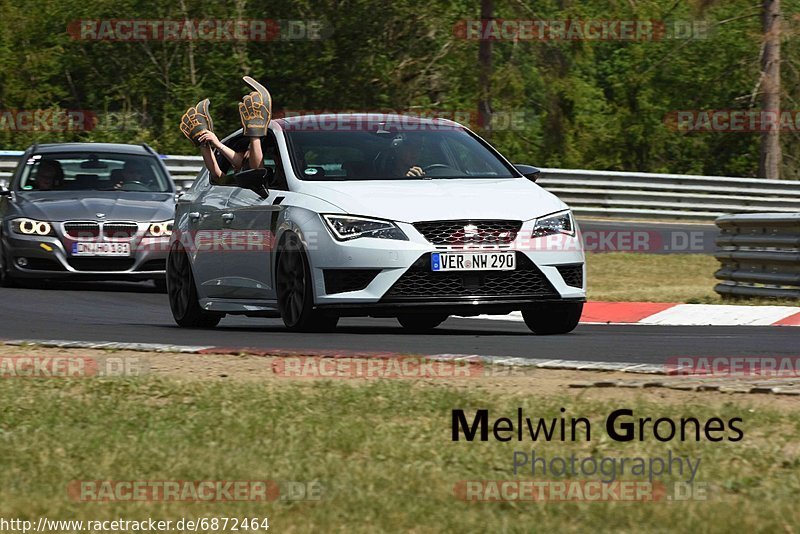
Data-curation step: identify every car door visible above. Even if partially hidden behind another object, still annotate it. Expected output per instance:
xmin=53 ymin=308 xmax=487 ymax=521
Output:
xmin=223 ymin=132 xmax=286 ymax=299
xmin=184 ymin=170 xmax=238 ymax=299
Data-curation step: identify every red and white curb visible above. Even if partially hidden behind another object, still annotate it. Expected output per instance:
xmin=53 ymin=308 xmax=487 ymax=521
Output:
xmin=0 ymin=339 xmax=666 ymax=374
xmin=480 ymin=301 xmax=800 ymax=327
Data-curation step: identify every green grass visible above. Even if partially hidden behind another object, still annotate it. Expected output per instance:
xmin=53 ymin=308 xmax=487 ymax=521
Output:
xmin=2 ymin=377 xmax=800 ymax=532
xmin=586 ymin=253 xmax=799 ymax=306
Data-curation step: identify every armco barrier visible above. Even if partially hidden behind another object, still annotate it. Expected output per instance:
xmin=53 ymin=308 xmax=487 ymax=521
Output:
xmin=2 ymin=151 xmax=800 ymax=220
xmin=714 ymin=213 xmax=800 ymax=299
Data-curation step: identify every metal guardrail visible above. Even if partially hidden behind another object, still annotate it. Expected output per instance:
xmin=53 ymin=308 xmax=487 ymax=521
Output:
xmin=714 ymin=213 xmax=800 ymax=299
xmin=2 ymin=151 xmax=800 ymax=220
xmin=538 ymin=168 xmax=800 ymax=220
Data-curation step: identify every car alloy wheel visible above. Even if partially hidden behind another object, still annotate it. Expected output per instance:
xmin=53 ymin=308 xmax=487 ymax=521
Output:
xmin=276 ymin=232 xmax=338 ymax=332
xmin=167 ymin=241 xmax=222 ymax=328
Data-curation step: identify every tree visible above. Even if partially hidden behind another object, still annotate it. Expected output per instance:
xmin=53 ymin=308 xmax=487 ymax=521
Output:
xmin=759 ymin=0 xmax=782 ymax=179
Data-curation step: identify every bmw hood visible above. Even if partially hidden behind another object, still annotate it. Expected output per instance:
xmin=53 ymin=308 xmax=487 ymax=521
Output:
xmin=296 ymin=178 xmax=569 ymax=222
xmin=10 ymin=191 xmax=175 ymax=222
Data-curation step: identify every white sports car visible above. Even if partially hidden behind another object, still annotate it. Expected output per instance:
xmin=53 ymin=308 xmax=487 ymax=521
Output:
xmin=167 ymin=114 xmax=585 ymax=333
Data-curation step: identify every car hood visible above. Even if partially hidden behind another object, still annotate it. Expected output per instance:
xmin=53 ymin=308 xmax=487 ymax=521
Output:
xmin=10 ymin=191 xmax=175 ymax=222
xmin=295 ymin=178 xmax=568 ymax=222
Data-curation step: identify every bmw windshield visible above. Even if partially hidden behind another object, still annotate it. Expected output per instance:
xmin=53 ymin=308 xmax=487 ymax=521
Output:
xmin=283 ymin=118 xmax=518 ymax=181
xmin=16 ymin=153 xmax=172 ymax=192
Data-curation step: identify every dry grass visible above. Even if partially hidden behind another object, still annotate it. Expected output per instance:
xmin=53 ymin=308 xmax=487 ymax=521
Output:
xmin=586 ymin=253 xmax=799 ymax=306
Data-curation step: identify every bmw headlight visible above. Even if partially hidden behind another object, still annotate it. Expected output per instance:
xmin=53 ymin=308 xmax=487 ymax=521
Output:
xmin=532 ymin=210 xmax=575 ymax=238
xmin=11 ymin=218 xmax=55 ymax=236
xmin=147 ymin=220 xmax=173 ymax=237
xmin=323 ymin=215 xmax=408 ymax=241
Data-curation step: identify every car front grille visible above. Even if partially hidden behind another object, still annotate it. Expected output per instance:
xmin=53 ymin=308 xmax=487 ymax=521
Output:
xmin=382 ymin=253 xmax=557 ymax=301
xmin=63 ymin=222 xmax=100 ymax=239
xmin=556 ymin=264 xmax=583 ymax=288
xmin=413 ymin=220 xmax=522 ymax=247
xmin=103 ymin=223 xmax=139 ymax=239
xmin=67 ymin=258 xmax=135 ymax=272
xmin=323 ymin=269 xmax=381 ymax=295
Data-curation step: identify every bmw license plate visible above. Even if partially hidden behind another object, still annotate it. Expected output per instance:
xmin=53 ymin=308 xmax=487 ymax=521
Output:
xmin=431 ymin=252 xmax=515 ymax=271
xmin=71 ymin=242 xmax=131 ymax=256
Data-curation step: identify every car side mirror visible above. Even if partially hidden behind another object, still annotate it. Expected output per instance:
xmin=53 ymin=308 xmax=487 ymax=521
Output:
xmin=234 ymin=168 xmax=272 ymax=198
xmin=514 ymin=164 xmax=540 ymax=182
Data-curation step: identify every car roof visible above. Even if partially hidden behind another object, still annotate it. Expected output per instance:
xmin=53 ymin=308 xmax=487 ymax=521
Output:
xmin=30 ymin=143 xmax=157 ymax=156
xmin=273 ymin=113 xmax=463 ymax=130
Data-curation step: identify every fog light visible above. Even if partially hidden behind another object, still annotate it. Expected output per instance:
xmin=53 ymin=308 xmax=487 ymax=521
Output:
xmin=16 ymin=257 xmax=28 ymax=267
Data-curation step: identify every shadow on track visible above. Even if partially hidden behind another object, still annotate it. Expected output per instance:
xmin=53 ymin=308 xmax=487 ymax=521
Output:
xmin=17 ymin=280 xmax=164 ymax=294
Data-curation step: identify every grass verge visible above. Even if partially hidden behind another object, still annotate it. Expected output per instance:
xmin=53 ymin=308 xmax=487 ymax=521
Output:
xmin=586 ymin=252 xmax=799 ymax=306
xmin=1 ymin=357 xmax=799 ymax=532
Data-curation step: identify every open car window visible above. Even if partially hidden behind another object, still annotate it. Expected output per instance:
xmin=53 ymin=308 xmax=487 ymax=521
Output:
xmin=214 ymin=133 xmax=288 ymax=190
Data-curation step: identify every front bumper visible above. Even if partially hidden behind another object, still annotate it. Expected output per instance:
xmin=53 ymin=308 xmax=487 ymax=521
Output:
xmin=303 ymin=218 xmax=586 ymax=310
xmin=3 ymin=232 xmax=169 ymax=280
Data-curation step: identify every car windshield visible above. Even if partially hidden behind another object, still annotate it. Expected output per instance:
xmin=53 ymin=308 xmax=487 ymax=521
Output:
xmin=17 ymin=152 xmax=172 ymax=192
xmin=284 ymin=121 xmax=518 ymax=181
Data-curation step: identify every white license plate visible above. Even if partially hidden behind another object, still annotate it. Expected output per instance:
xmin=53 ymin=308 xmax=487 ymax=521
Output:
xmin=431 ymin=252 xmax=515 ymax=271
xmin=71 ymin=242 xmax=131 ymax=256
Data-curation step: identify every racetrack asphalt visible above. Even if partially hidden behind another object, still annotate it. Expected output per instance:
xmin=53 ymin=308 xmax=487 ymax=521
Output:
xmin=1 ymin=281 xmax=796 ymax=366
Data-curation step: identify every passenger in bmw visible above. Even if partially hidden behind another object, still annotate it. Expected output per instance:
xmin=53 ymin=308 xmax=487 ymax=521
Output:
xmin=180 ymin=76 xmax=272 ymax=181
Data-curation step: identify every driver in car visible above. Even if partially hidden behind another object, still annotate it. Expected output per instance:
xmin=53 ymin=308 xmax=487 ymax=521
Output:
xmin=35 ymin=160 xmax=63 ymax=191
xmin=180 ymin=76 xmax=271 ymax=181
xmin=113 ymin=160 xmax=149 ymax=190
xmin=390 ymin=136 xmax=426 ymax=177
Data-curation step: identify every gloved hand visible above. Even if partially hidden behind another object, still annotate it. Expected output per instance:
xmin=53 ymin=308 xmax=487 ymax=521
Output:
xmin=180 ymin=99 xmax=213 ymax=146
xmin=239 ymin=76 xmax=272 ymax=137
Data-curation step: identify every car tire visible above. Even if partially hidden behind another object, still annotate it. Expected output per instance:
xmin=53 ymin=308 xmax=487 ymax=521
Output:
xmin=0 ymin=244 xmax=16 ymax=288
xmin=522 ymin=302 xmax=583 ymax=335
xmin=167 ymin=242 xmax=222 ymax=328
xmin=276 ymin=232 xmax=339 ymax=332
xmin=397 ymin=314 xmax=448 ymax=332
xmin=152 ymin=278 xmax=167 ymax=293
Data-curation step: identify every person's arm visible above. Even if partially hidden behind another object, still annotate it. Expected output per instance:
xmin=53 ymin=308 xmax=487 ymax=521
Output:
xmin=200 ymin=144 xmax=224 ymax=180
xmin=198 ymin=131 xmax=238 ymax=168
xmin=248 ymin=138 xmax=263 ymax=170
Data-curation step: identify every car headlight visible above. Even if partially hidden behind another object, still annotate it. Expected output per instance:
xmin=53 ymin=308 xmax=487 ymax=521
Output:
xmin=147 ymin=220 xmax=173 ymax=237
xmin=532 ymin=210 xmax=575 ymax=238
xmin=11 ymin=218 xmax=55 ymax=236
xmin=322 ymin=214 xmax=408 ymax=241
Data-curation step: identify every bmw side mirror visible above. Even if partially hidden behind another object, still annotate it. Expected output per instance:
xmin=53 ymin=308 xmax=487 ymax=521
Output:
xmin=234 ymin=168 xmax=272 ymax=198
xmin=514 ymin=164 xmax=540 ymax=182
